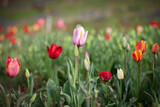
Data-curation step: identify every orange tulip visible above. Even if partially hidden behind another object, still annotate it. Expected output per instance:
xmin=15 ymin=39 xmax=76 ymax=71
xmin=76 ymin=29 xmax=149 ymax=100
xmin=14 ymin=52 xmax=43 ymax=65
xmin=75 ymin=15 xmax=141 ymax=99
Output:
xmin=11 ymin=26 xmax=17 ymax=34
xmin=33 ymin=23 xmax=40 ymax=32
xmin=132 ymin=50 xmax=143 ymax=62
xmin=0 ymin=35 xmax=5 ymax=41
xmin=151 ymin=43 xmax=159 ymax=54
xmin=135 ymin=40 xmax=146 ymax=54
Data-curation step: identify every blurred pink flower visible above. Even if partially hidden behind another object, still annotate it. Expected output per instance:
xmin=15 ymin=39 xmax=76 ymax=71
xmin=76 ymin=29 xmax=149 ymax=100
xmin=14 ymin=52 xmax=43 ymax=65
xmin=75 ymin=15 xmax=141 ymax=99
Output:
xmin=10 ymin=36 xmax=17 ymax=45
xmin=36 ymin=18 xmax=45 ymax=28
xmin=55 ymin=19 xmax=67 ymax=30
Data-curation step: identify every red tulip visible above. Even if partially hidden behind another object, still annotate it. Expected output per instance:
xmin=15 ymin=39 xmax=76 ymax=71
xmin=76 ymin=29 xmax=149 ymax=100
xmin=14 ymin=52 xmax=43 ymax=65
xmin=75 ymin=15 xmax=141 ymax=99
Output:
xmin=135 ymin=40 xmax=146 ymax=54
xmin=6 ymin=31 xmax=14 ymax=39
xmin=47 ymin=44 xmax=62 ymax=59
xmin=23 ymin=25 xmax=29 ymax=34
xmin=149 ymin=21 xmax=158 ymax=29
xmin=104 ymin=34 xmax=110 ymax=40
xmin=151 ymin=43 xmax=159 ymax=54
xmin=0 ymin=26 xmax=3 ymax=33
xmin=5 ymin=56 xmax=20 ymax=77
xmin=98 ymin=71 xmax=112 ymax=82
xmin=131 ymin=49 xmax=143 ymax=62
xmin=10 ymin=36 xmax=17 ymax=45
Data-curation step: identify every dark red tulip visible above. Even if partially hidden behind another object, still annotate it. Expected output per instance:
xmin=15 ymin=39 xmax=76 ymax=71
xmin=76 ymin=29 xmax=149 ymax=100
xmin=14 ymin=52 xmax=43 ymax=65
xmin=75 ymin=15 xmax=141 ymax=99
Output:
xmin=47 ymin=44 xmax=62 ymax=59
xmin=98 ymin=71 xmax=112 ymax=82
xmin=149 ymin=21 xmax=158 ymax=29
xmin=23 ymin=25 xmax=29 ymax=34
xmin=0 ymin=26 xmax=3 ymax=33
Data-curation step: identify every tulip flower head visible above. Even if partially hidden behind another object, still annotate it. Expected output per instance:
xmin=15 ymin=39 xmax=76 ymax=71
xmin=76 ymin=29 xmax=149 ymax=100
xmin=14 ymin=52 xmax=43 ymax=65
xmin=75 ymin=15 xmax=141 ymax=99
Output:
xmin=0 ymin=26 xmax=3 ymax=33
xmin=132 ymin=49 xmax=143 ymax=62
xmin=55 ymin=19 xmax=67 ymax=30
xmin=104 ymin=34 xmax=110 ymax=41
xmin=106 ymin=27 xmax=112 ymax=34
xmin=10 ymin=36 xmax=17 ymax=45
xmin=122 ymin=37 xmax=127 ymax=49
xmin=23 ymin=25 xmax=29 ymax=34
xmin=11 ymin=26 xmax=17 ymax=34
xmin=5 ymin=56 xmax=20 ymax=77
xmin=117 ymin=68 xmax=124 ymax=80
xmin=73 ymin=26 xmax=88 ymax=47
xmin=136 ymin=25 xmax=143 ymax=33
xmin=36 ymin=18 xmax=45 ymax=28
xmin=0 ymin=35 xmax=5 ymax=42
xmin=33 ymin=23 xmax=40 ymax=32
xmin=47 ymin=44 xmax=62 ymax=59
xmin=135 ymin=40 xmax=146 ymax=54
xmin=98 ymin=71 xmax=112 ymax=82
xmin=149 ymin=21 xmax=158 ymax=29
xmin=151 ymin=43 xmax=159 ymax=54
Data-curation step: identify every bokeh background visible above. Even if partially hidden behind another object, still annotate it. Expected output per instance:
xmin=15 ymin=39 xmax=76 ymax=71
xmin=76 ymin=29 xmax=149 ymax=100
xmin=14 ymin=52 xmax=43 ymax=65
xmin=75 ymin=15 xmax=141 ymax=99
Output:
xmin=0 ymin=0 xmax=160 ymax=31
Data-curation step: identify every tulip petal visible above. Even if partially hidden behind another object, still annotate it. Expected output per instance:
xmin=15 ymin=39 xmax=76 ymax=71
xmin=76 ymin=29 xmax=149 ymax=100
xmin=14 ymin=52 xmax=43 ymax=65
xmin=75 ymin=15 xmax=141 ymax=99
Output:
xmin=73 ymin=29 xmax=81 ymax=45
xmin=53 ymin=46 xmax=62 ymax=58
xmin=79 ymin=31 xmax=88 ymax=46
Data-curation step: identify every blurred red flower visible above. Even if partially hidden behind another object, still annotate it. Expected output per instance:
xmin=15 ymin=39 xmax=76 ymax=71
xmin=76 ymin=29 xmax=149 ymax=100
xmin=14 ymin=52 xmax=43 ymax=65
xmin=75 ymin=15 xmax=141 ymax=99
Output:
xmin=0 ymin=26 xmax=3 ymax=33
xmin=10 ymin=36 xmax=17 ymax=45
xmin=149 ymin=21 xmax=158 ymax=29
xmin=23 ymin=25 xmax=30 ymax=34
xmin=104 ymin=34 xmax=110 ymax=40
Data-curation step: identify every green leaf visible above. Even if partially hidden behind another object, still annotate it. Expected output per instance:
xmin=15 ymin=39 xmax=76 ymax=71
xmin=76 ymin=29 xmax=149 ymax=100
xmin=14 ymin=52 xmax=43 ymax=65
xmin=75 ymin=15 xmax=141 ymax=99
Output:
xmin=16 ymin=94 xmax=30 ymax=107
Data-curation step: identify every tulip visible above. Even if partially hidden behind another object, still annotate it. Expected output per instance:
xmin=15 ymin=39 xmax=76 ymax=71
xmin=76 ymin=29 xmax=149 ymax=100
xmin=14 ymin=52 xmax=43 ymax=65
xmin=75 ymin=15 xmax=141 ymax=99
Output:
xmin=149 ymin=21 xmax=158 ymax=29
xmin=117 ymin=68 xmax=124 ymax=80
xmin=135 ymin=40 xmax=146 ymax=54
xmin=126 ymin=43 xmax=130 ymax=52
xmin=10 ymin=36 xmax=17 ymax=45
xmin=5 ymin=31 xmax=14 ymax=39
xmin=47 ymin=44 xmax=62 ymax=59
xmin=151 ymin=43 xmax=159 ymax=54
xmin=36 ymin=18 xmax=45 ymax=28
xmin=73 ymin=26 xmax=88 ymax=47
xmin=5 ymin=56 xmax=20 ymax=77
xmin=6 ymin=56 xmax=20 ymax=106
xmin=84 ymin=50 xmax=90 ymax=71
xmin=136 ymin=25 xmax=143 ymax=33
xmin=0 ymin=34 xmax=5 ymax=41
xmin=98 ymin=71 xmax=112 ymax=82
xmin=0 ymin=26 xmax=3 ymax=33
xmin=131 ymin=49 xmax=143 ymax=62
xmin=122 ymin=37 xmax=127 ymax=49
xmin=104 ymin=34 xmax=110 ymax=41
xmin=11 ymin=26 xmax=17 ymax=34
xmin=55 ymin=19 xmax=67 ymax=30
xmin=33 ymin=23 xmax=40 ymax=32
xmin=23 ymin=25 xmax=29 ymax=34
xmin=106 ymin=27 xmax=112 ymax=34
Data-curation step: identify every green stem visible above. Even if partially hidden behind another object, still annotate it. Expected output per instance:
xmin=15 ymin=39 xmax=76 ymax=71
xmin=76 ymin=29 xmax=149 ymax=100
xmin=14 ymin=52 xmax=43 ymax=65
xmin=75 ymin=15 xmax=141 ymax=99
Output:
xmin=124 ymin=50 xmax=127 ymax=74
xmin=120 ymin=80 xmax=122 ymax=100
xmin=9 ymin=78 xmax=12 ymax=107
xmin=86 ymin=70 xmax=90 ymax=107
xmin=140 ymin=60 xmax=142 ymax=87
xmin=153 ymin=54 xmax=155 ymax=88
xmin=137 ymin=62 xmax=139 ymax=97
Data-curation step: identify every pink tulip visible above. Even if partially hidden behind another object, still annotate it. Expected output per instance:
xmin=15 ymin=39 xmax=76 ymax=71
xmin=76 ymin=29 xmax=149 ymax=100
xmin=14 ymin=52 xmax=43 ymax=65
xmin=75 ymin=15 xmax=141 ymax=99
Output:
xmin=73 ymin=26 xmax=88 ymax=47
xmin=5 ymin=56 xmax=20 ymax=77
xmin=36 ymin=18 xmax=45 ymax=28
xmin=55 ymin=19 xmax=67 ymax=30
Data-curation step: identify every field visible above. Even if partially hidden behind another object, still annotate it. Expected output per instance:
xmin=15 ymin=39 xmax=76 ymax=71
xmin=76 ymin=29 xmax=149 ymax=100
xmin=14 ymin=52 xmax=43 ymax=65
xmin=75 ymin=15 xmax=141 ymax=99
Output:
xmin=0 ymin=0 xmax=160 ymax=107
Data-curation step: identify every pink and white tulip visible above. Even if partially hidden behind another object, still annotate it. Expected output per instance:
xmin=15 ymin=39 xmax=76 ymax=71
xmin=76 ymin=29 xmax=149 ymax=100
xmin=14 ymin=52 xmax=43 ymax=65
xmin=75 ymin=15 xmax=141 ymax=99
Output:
xmin=73 ymin=26 xmax=88 ymax=47
xmin=5 ymin=56 xmax=20 ymax=77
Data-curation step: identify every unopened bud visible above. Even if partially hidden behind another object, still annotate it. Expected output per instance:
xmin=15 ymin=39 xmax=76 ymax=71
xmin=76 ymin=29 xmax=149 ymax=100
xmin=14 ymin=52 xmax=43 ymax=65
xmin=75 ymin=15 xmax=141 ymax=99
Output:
xmin=126 ymin=43 xmax=130 ymax=52
xmin=117 ymin=68 xmax=124 ymax=80
xmin=25 ymin=69 xmax=30 ymax=78
xmin=30 ymin=93 xmax=37 ymax=103
xmin=122 ymin=37 xmax=127 ymax=49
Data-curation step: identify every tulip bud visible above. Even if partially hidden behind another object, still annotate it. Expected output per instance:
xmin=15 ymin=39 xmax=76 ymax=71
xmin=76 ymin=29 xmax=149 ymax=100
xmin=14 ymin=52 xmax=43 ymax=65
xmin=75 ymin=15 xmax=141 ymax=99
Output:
xmin=30 ymin=93 xmax=37 ymax=103
xmin=74 ymin=45 xmax=79 ymax=57
xmin=151 ymin=43 xmax=159 ymax=54
xmin=25 ymin=69 xmax=30 ymax=78
xmin=126 ymin=43 xmax=130 ymax=52
xmin=117 ymin=68 xmax=124 ymax=80
xmin=94 ymin=89 xmax=99 ymax=98
xmin=84 ymin=50 xmax=90 ymax=71
xmin=122 ymin=37 xmax=127 ymax=49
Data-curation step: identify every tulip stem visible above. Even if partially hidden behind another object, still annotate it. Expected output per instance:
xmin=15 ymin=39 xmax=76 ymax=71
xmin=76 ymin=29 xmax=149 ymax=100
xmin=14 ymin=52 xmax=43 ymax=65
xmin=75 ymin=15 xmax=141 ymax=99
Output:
xmin=120 ymin=80 xmax=122 ymax=100
xmin=74 ymin=47 xmax=79 ymax=86
xmin=9 ymin=78 xmax=13 ymax=107
xmin=140 ymin=60 xmax=142 ymax=87
xmin=137 ymin=62 xmax=139 ymax=97
xmin=124 ymin=50 xmax=127 ymax=74
xmin=153 ymin=54 xmax=155 ymax=89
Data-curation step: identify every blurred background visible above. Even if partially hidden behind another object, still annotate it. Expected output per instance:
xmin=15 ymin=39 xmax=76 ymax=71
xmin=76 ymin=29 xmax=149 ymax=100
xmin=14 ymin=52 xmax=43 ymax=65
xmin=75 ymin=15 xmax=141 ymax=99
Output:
xmin=0 ymin=0 xmax=160 ymax=31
